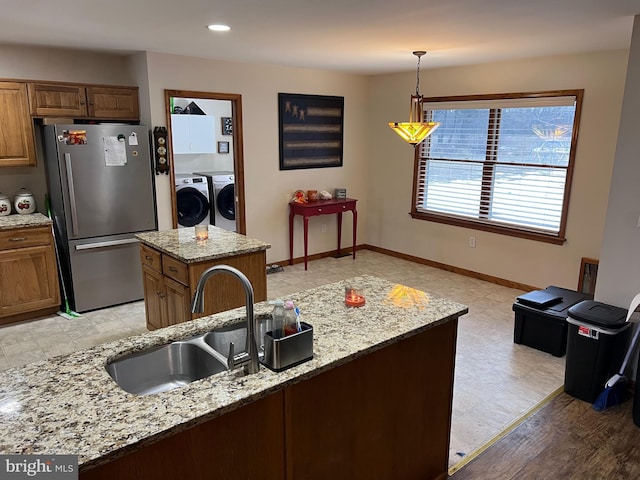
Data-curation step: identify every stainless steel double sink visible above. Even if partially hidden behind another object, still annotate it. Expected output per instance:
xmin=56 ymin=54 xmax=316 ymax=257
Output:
xmin=106 ymin=321 xmax=249 ymax=396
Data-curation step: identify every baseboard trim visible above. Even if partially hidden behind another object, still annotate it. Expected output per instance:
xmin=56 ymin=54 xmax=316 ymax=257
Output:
xmin=277 ymin=245 xmax=363 ymax=267
xmin=276 ymin=244 xmax=539 ymax=292
xmin=448 ymin=385 xmax=565 ymax=476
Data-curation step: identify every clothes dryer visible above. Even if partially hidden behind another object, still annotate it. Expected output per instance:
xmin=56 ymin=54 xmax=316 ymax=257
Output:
xmin=194 ymin=171 xmax=236 ymax=231
xmin=175 ymin=174 xmax=210 ymax=227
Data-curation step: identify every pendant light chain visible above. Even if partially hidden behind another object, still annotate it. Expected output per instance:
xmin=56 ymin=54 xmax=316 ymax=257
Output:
xmin=415 ymin=55 xmax=421 ymax=96
xmin=413 ymin=50 xmax=426 ymax=97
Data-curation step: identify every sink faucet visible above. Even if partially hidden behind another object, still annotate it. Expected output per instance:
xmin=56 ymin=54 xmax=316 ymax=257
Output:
xmin=191 ymin=265 xmax=260 ymax=374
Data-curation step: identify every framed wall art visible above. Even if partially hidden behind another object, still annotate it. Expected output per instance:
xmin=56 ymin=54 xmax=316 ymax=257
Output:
xmin=578 ymin=257 xmax=599 ymax=297
xmin=221 ymin=117 xmax=233 ymax=135
xmin=278 ymin=93 xmax=344 ymax=170
xmin=217 ymin=141 xmax=230 ymax=154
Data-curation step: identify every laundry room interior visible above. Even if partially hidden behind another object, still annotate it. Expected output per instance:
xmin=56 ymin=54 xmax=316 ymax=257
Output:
xmin=170 ymin=96 xmax=236 ymax=232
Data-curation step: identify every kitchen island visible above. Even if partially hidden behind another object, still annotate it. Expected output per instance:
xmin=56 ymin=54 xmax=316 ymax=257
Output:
xmin=136 ymin=226 xmax=270 ymax=329
xmin=0 ymin=275 xmax=467 ymax=480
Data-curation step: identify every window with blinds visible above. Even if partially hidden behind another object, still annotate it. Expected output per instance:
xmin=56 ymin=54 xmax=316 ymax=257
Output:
xmin=412 ymin=90 xmax=583 ymax=244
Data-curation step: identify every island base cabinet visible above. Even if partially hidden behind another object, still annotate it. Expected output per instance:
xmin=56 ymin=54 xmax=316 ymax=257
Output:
xmin=141 ymin=264 xmax=191 ymax=330
xmin=80 ymin=391 xmax=286 ymax=480
xmin=80 ymin=319 xmax=458 ymax=480
xmin=140 ymin=243 xmax=267 ymax=330
xmin=285 ymin=319 xmax=457 ymax=480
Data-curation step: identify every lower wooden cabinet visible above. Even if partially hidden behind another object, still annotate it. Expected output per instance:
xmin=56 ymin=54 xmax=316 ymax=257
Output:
xmin=141 ymin=264 xmax=190 ymax=330
xmin=81 ymin=391 xmax=286 ymax=480
xmin=0 ymin=226 xmax=60 ymax=324
xmin=139 ymin=243 xmax=267 ymax=330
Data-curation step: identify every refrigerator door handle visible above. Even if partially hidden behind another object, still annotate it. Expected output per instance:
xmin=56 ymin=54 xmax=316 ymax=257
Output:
xmin=64 ymin=153 xmax=80 ymax=236
xmin=75 ymin=238 xmax=140 ymax=251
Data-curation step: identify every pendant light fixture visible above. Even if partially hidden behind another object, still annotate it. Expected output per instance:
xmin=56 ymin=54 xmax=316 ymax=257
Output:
xmin=388 ymin=51 xmax=440 ymax=147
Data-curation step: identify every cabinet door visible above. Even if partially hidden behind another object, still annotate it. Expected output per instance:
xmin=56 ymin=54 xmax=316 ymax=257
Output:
xmin=186 ymin=115 xmax=216 ymax=153
xmin=86 ymin=86 xmax=139 ymax=120
xmin=142 ymin=265 xmax=164 ymax=330
xmin=0 ymin=244 xmax=60 ymax=318
xmin=27 ymin=83 xmax=87 ymax=117
xmin=170 ymin=115 xmax=190 ymax=154
xmin=164 ymin=276 xmax=191 ymax=327
xmin=170 ymin=114 xmax=216 ymax=154
xmin=0 ymin=82 xmax=36 ymax=167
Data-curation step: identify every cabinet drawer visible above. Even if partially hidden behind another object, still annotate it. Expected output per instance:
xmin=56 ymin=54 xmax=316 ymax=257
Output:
xmin=162 ymin=255 xmax=189 ymax=286
xmin=0 ymin=227 xmax=51 ymax=251
xmin=140 ymin=244 xmax=161 ymax=272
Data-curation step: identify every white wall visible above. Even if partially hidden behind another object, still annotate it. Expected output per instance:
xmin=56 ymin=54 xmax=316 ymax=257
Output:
xmin=143 ymin=52 xmax=369 ymax=264
xmin=367 ymin=50 xmax=628 ymax=290
xmin=597 ymin=16 xmax=640 ymax=309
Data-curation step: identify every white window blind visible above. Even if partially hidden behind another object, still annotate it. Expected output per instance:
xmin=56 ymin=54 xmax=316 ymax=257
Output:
xmin=414 ymin=91 xmax=582 ymax=241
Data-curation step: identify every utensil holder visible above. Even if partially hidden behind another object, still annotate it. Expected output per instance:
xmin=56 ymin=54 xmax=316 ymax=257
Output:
xmin=262 ymin=322 xmax=313 ymax=372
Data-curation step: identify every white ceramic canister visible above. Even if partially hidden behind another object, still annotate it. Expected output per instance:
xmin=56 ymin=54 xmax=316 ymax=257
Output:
xmin=13 ymin=188 xmax=36 ymax=215
xmin=0 ymin=192 xmax=11 ymax=216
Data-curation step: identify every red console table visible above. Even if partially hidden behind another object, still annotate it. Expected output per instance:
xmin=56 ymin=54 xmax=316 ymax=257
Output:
xmin=289 ymin=198 xmax=358 ymax=270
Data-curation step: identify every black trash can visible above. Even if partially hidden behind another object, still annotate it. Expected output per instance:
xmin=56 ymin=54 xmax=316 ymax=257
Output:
xmin=513 ymin=286 xmax=590 ymax=357
xmin=564 ymin=300 xmax=629 ymax=403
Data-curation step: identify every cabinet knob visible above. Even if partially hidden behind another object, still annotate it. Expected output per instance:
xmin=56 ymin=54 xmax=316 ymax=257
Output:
xmin=169 ymin=267 xmax=177 ymax=273
xmin=145 ymin=255 xmax=153 ymax=261
xmin=9 ymin=237 xmax=27 ymax=242
xmin=157 ymin=291 xmax=165 ymax=298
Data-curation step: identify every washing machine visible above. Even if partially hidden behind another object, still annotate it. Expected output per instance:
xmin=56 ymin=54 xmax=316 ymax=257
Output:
xmin=175 ymin=174 xmax=211 ymax=227
xmin=194 ymin=170 xmax=236 ymax=231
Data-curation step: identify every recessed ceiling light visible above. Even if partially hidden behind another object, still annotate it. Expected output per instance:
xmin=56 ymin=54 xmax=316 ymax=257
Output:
xmin=207 ymin=24 xmax=231 ymax=32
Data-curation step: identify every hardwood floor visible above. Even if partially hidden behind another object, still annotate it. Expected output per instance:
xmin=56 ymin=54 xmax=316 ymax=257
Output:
xmin=451 ymin=392 xmax=640 ymax=479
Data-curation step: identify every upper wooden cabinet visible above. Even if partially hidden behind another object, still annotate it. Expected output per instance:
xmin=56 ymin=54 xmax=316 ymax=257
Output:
xmin=28 ymin=83 xmax=139 ymax=120
xmin=0 ymin=82 xmax=36 ymax=167
xmin=27 ymin=83 xmax=86 ymax=117
xmin=86 ymin=86 xmax=139 ymax=120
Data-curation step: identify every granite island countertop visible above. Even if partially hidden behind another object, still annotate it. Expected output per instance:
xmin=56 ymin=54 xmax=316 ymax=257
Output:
xmin=0 ymin=213 xmax=52 ymax=230
xmin=136 ymin=226 xmax=271 ymax=263
xmin=0 ymin=275 xmax=467 ymax=471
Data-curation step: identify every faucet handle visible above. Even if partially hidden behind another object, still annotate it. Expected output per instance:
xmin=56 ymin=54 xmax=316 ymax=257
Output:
xmin=227 ymin=342 xmax=250 ymax=371
xmin=227 ymin=342 xmax=236 ymax=370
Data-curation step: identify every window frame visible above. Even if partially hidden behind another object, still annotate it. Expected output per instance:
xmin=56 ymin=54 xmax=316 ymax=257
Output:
xmin=410 ymin=89 xmax=584 ymax=245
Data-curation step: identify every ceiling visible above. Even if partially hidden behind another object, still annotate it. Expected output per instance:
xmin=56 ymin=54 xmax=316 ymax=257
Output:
xmin=2 ymin=0 xmax=639 ymax=74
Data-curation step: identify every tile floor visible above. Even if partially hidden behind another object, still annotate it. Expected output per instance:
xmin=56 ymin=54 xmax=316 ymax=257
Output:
xmin=0 ymin=250 xmax=565 ymax=469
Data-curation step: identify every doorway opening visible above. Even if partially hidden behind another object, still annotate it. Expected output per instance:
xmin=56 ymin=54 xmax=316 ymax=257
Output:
xmin=164 ymin=89 xmax=246 ymax=234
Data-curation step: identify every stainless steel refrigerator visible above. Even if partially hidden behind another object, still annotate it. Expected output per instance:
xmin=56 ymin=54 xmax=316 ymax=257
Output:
xmin=43 ymin=124 xmax=157 ymax=312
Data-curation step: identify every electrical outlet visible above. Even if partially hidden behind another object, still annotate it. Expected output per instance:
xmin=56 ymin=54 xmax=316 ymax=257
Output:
xmin=321 ymin=223 xmax=327 ymax=233
xmin=469 ymin=236 xmax=476 ymax=248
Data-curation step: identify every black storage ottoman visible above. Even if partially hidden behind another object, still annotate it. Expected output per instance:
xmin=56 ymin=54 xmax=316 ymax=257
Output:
xmin=564 ymin=300 xmax=629 ymax=403
xmin=512 ymin=286 xmax=590 ymax=357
